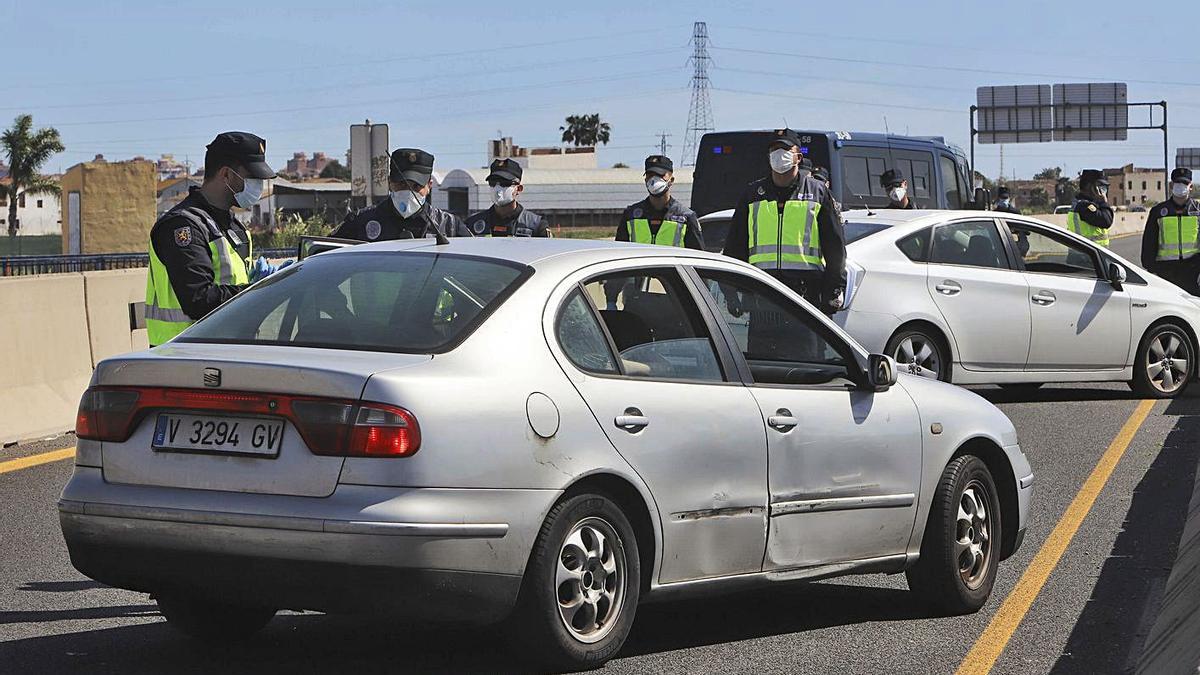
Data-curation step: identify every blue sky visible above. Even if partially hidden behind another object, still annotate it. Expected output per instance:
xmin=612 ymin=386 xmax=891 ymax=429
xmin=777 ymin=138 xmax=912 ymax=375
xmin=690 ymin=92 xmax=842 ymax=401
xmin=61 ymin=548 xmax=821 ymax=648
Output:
xmin=2 ymin=0 xmax=1191 ymax=179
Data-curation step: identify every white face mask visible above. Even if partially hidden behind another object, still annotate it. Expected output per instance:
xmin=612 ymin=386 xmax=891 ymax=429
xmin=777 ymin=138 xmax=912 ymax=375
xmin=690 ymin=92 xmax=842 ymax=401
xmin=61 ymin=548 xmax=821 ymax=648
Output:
xmin=391 ymin=189 xmax=424 ymax=217
xmin=227 ymin=170 xmax=264 ymax=210
xmin=646 ymin=176 xmax=670 ymax=196
xmin=492 ymin=184 xmax=518 ymax=206
xmin=889 ymin=186 xmax=907 ymax=203
xmin=1172 ymin=182 xmax=1190 ymax=199
xmin=769 ymin=148 xmax=796 ymax=174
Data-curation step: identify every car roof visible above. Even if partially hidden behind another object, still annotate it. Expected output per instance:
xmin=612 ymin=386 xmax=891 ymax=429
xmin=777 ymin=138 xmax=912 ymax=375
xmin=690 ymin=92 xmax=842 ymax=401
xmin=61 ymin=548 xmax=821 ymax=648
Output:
xmin=319 ymin=235 xmax=735 ymax=268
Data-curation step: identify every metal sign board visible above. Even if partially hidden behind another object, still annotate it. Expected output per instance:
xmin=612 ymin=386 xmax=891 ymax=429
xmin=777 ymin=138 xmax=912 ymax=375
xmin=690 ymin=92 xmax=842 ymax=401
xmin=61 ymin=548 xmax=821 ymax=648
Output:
xmin=1177 ymin=148 xmax=1200 ymax=171
xmin=350 ymin=123 xmax=389 ymax=202
xmin=1052 ymin=83 xmax=1128 ymax=141
xmin=975 ymin=85 xmax=1052 ymax=144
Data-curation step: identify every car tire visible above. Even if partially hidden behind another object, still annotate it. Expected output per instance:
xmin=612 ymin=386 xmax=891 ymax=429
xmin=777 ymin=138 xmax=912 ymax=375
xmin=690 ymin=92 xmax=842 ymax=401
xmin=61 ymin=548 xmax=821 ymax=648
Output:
xmin=507 ymin=492 xmax=641 ymax=671
xmin=1130 ymin=323 xmax=1194 ymax=398
xmin=886 ymin=327 xmax=950 ymax=382
xmin=156 ymin=595 xmax=275 ymax=641
xmin=906 ymin=455 xmax=1001 ymax=615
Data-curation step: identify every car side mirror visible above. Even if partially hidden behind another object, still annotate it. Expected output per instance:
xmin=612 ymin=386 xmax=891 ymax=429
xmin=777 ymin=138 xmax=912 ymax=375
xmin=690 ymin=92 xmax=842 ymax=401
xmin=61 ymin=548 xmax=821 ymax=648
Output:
xmin=1107 ymin=261 xmax=1127 ymax=291
xmin=973 ymin=187 xmax=991 ymax=211
xmin=866 ymin=354 xmax=899 ymax=391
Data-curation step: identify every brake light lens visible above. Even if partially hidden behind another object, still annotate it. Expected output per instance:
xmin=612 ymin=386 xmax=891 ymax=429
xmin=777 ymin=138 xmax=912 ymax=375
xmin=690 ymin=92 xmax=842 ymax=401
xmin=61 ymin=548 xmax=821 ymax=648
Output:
xmin=72 ymin=386 xmax=420 ymax=457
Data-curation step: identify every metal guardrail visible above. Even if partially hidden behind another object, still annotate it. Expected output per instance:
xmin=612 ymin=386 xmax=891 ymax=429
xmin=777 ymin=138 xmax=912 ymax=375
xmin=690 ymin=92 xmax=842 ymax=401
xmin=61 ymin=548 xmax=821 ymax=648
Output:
xmin=0 ymin=249 xmax=294 ymax=277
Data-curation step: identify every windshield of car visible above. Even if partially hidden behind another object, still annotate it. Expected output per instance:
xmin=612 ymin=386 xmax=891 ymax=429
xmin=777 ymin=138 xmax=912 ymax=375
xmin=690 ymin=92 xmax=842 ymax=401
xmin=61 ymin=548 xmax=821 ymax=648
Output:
xmin=178 ymin=252 xmax=530 ymax=353
xmin=845 ymin=221 xmax=891 ymax=243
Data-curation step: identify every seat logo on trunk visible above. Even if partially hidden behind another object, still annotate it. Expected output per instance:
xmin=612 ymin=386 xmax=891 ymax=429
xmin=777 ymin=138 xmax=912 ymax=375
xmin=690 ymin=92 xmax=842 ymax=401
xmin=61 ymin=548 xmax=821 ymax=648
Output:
xmin=203 ymin=368 xmax=221 ymax=388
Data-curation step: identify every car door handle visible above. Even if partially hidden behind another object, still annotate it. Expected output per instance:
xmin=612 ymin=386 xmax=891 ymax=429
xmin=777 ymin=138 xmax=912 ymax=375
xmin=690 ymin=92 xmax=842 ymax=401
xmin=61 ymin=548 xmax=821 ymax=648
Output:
xmin=935 ymin=280 xmax=962 ymax=296
xmin=614 ymin=407 xmax=649 ymax=432
xmin=1032 ymin=291 xmax=1056 ymax=306
xmin=768 ymin=408 xmax=798 ymax=432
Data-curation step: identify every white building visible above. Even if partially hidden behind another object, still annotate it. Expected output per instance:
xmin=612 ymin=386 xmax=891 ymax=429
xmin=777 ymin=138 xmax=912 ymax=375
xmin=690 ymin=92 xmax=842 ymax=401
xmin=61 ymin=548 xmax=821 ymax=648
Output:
xmin=0 ymin=179 xmax=62 ymax=236
xmin=434 ymin=167 xmax=694 ymax=230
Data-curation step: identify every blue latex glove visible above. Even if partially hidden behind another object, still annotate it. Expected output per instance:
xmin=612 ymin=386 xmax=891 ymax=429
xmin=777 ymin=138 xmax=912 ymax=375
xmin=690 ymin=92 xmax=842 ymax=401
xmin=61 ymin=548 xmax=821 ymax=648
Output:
xmin=248 ymin=256 xmax=278 ymax=283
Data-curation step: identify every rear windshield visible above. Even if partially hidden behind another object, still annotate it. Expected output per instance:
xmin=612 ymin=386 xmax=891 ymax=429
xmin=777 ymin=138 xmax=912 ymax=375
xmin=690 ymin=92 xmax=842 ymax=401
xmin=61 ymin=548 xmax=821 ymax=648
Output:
xmin=178 ymin=252 xmax=530 ymax=353
xmin=845 ymin=221 xmax=891 ymax=243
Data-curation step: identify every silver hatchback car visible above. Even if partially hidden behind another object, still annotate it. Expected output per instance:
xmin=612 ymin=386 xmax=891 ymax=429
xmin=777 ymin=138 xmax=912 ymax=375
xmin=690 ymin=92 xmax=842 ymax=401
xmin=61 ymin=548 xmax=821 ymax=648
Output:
xmin=60 ymin=238 xmax=1032 ymax=670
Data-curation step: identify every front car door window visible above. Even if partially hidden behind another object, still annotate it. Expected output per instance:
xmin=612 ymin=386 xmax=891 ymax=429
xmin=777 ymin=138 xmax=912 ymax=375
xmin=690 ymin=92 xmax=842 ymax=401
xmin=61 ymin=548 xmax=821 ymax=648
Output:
xmin=694 ymin=267 xmax=922 ymax=569
xmin=1005 ymin=224 xmax=1100 ymax=278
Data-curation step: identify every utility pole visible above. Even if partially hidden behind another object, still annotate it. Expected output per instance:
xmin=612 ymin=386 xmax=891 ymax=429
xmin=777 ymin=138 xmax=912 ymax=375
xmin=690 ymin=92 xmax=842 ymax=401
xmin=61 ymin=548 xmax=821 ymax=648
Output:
xmin=656 ymin=131 xmax=672 ymax=156
xmin=999 ymin=144 xmax=1004 ymax=183
xmin=681 ymin=21 xmax=714 ymax=166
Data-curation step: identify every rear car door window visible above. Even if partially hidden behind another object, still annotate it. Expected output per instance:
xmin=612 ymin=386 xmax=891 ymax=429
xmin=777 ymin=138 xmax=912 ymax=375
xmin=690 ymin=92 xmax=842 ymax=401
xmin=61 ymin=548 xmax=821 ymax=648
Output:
xmin=897 ymin=227 xmax=932 ymax=262
xmin=930 ymin=220 xmax=1010 ymax=270
xmin=697 ymin=268 xmax=855 ymax=386
xmin=581 ymin=268 xmax=724 ymax=382
xmin=1004 ymin=222 xmax=1100 ymax=279
xmin=556 ymin=289 xmax=618 ymax=374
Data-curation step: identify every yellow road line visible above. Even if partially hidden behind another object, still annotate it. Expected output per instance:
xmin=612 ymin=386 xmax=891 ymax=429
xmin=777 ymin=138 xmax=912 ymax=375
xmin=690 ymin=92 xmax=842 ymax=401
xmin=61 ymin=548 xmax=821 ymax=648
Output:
xmin=955 ymin=398 xmax=1156 ymax=675
xmin=0 ymin=447 xmax=76 ymax=475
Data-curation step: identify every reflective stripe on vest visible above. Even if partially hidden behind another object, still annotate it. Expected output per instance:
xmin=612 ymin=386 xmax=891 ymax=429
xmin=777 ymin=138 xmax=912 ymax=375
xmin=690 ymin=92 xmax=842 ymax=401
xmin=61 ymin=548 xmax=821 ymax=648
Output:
xmin=747 ymin=199 xmax=823 ymax=271
xmin=1157 ymin=214 xmax=1200 ymax=261
xmin=1066 ymin=209 xmax=1110 ymax=247
xmin=626 ymin=218 xmax=685 ymax=247
xmin=146 ymin=209 xmax=251 ymax=345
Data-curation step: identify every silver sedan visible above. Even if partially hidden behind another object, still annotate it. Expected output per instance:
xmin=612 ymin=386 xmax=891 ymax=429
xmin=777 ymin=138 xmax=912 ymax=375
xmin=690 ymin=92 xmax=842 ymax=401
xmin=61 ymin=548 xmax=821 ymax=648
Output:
xmin=60 ymin=237 xmax=1032 ymax=670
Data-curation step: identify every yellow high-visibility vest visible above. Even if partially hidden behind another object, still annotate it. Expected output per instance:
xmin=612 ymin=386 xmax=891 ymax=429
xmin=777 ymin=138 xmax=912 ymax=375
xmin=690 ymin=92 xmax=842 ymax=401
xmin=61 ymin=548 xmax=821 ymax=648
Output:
xmin=747 ymin=199 xmax=824 ymax=271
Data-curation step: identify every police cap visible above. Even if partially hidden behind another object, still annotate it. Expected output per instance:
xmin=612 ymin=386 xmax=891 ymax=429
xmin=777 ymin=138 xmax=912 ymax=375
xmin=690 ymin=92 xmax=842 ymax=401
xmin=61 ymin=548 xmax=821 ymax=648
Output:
xmin=997 ymin=185 xmax=1011 ymax=197
xmin=880 ymin=168 xmax=906 ymax=188
xmin=768 ymin=128 xmax=802 ymax=149
xmin=644 ymin=154 xmax=673 ymax=177
xmin=487 ymin=158 xmax=522 ymax=184
xmin=391 ymin=148 xmax=435 ymax=185
xmin=206 ymin=131 xmax=275 ymax=179
xmin=1079 ymin=169 xmax=1108 ymax=187
xmin=1172 ymin=167 xmax=1193 ymax=183
xmin=813 ymin=165 xmax=830 ymax=183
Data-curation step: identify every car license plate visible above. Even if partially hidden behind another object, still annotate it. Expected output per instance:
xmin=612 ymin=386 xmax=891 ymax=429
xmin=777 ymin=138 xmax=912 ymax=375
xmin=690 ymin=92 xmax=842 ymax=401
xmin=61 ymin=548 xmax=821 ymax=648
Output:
xmin=152 ymin=414 xmax=284 ymax=457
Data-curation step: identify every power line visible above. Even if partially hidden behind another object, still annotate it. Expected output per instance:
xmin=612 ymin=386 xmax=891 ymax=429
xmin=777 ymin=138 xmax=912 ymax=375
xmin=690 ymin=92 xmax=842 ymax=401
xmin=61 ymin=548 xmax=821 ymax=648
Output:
xmin=713 ymin=87 xmax=960 ymax=114
xmin=682 ymin=21 xmax=714 ymax=167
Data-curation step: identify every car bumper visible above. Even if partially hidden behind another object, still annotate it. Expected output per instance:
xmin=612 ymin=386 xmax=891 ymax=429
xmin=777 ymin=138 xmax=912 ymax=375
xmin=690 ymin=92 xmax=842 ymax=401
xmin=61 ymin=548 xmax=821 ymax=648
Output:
xmin=58 ymin=467 xmax=557 ymax=622
xmin=833 ymin=309 xmax=898 ymax=355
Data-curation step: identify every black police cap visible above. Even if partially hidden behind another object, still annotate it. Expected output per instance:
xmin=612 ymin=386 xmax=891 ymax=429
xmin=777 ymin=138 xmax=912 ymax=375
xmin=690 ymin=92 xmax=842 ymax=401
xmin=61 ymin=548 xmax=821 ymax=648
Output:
xmin=391 ymin=148 xmax=435 ymax=184
xmin=769 ymin=128 xmax=802 ymax=149
xmin=644 ymin=154 xmax=673 ymax=177
xmin=486 ymin=158 xmax=522 ymax=184
xmin=1079 ymin=169 xmax=1108 ymax=187
xmin=1173 ymin=167 xmax=1193 ymax=183
xmin=880 ymin=168 xmax=906 ymax=188
xmin=206 ymin=131 xmax=275 ymax=179
xmin=813 ymin=165 xmax=830 ymax=182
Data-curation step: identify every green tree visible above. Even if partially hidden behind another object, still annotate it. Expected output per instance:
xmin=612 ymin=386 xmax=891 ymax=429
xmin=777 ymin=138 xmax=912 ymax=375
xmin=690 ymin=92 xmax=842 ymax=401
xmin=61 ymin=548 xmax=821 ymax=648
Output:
xmin=1 ymin=114 xmax=63 ymax=237
xmin=1033 ymin=166 xmax=1063 ymax=180
xmin=319 ymin=159 xmax=351 ymax=180
xmin=559 ymin=114 xmax=611 ymax=147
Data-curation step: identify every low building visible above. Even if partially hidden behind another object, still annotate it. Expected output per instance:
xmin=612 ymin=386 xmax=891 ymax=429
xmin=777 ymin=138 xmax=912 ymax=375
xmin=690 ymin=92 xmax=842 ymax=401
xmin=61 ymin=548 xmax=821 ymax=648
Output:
xmin=435 ymin=167 xmax=694 ymax=231
xmin=60 ymin=158 xmax=156 ymax=254
xmin=488 ymin=136 xmax=599 ymax=170
xmin=1106 ymin=163 xmax=1167 ymax=206
xmin=285 ymin=152 xmax=334 ymax=179
xmin=156 ymin=176 xmax=202 ymax=216
xmin=271 ymin=178 xmax=351 ymax=224
xmin=998 ymin=179 xmax=1059 ymax=210
xmin=0 ymin=178 xmax=62 ymax=236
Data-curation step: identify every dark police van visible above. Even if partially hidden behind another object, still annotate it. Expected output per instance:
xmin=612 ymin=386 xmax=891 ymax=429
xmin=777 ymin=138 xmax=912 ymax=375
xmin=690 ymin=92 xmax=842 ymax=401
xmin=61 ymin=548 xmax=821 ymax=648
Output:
xmin=692 ymin=130 xmax=979 ymax=249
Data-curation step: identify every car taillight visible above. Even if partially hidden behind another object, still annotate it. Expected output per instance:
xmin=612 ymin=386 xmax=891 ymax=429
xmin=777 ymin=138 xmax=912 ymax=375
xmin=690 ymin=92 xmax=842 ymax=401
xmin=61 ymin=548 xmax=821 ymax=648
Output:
xmin=76 ymin=388 xmax=141 ymax=441
xmin=291 ymin=399 xmax=357 ymax=456
xmin=348 ymin=404 xmax=420 ymax=457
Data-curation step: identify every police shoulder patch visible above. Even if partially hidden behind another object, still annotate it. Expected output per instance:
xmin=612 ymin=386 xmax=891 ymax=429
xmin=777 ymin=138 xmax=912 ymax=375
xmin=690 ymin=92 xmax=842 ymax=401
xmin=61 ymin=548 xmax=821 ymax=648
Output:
xmin=756 ymin=186 xmax=765 ymax=196
xmin=1162 ymin=207 xmax=1169 ymax=216
xmin=632 ymin=208 xmax=643 ymax=218
xmin=174 ymin=226 xmax=192 ymax=247
xmin=471 ymin=218 xmax=487 ymax=235
xmin=365 ymin=220 xmax=382 ymax=240
xmin=1087 ymin=204 xmax=1097 ymax=212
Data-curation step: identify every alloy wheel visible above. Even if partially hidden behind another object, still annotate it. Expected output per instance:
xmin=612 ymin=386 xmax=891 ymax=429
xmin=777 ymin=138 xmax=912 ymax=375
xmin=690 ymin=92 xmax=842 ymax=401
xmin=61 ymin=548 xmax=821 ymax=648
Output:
xmin=895 ymin=335 xmax=942 ymax=380
xmin=1146 ymin=329 xmax=1191 ymax=394
xmin=556 ymin=516 xmax=626 ymax=644
xmin=956 ymin=480 xmax=992 ymax=590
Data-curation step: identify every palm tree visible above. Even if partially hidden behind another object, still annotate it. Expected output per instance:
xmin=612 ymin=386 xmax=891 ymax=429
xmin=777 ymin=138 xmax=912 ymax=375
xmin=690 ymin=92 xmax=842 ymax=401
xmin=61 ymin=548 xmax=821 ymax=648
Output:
xmin=1 ymin=114 xmax=64 ymax=238
xmin=559 ymin=114 xmax=611 ymax=147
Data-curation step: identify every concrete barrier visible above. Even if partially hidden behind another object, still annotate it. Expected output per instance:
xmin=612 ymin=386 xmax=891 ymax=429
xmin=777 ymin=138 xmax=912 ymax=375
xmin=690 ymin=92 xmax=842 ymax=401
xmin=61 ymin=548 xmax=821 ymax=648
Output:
xmin=0 ymin=275 xmax=95 ymax=445
xmin=83 ymin=268 xmax=149 ymax=363
xmin=1032 ymin=212 xmax=1148 ymax=239
xmin=1137 ymin=457 xmax=1200 ymax=674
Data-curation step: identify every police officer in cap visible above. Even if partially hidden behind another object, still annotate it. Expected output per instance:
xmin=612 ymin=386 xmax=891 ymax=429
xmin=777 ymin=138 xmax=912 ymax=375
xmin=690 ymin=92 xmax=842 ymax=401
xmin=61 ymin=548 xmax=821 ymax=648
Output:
xmin=993 ymin=186 xmax=1020 ymax=214
xmin=332 ymin=148 xmax=470 ymax=241
xmin=723 ymin=129 xmax=845 ymax=314
xmin=464 ymin=158 xmax=549 ymax=237
xmin=145 ymin=131 xmax=279 ymax=347
xmin=1143 ymin=168 xmax=1200 ymax=293
xmin=881 ymin=168 xmax=915 ymax=209
xmin=1068 ymin=169 xmax=1114 ymax=247
xmin=614 ymin=155 xmax=704 ymax=249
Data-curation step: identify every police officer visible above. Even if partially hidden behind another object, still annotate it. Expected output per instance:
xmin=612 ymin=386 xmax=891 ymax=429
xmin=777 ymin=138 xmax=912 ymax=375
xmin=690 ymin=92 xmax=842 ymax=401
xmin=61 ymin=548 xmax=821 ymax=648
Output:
xmin=993 ymin=185 xmax=1020 ymax=214
xmin=881 ymin=168 xmax=915 ymax=209
xmin=332 ymin=148 xmax=470 ymax=241
xmin=1142 ymin=168 xmax=1200 ymax=294
xmin=145 ymin=131 xmax=276 ymax=347
xmin=813 ymin=165 xmax=832 ymax=190
xmin=614 ymin=154 xmax=704 ymax=249
xmin=464 ymin=158 xmax=549 ymax=237
xmin=723 ymin=129 xmax=845 ymax=313
xmin=1068 ymin=169 xmax=1114 ymax=247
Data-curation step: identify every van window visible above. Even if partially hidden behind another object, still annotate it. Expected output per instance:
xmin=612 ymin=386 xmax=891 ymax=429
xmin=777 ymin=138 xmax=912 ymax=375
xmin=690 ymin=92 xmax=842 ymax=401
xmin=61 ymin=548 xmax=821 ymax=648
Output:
xmin=840 ymin=148 xmax=935 ymax=208
xmin=940 ymin=155 xmax=964 ymax=209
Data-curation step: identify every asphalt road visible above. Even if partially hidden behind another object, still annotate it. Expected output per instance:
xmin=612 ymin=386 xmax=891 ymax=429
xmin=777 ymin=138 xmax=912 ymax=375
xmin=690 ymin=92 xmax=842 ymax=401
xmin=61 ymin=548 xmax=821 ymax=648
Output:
xmin=3 ymin=233 xmax=1197 ymax=674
